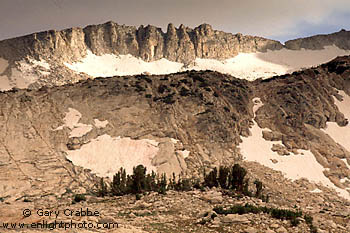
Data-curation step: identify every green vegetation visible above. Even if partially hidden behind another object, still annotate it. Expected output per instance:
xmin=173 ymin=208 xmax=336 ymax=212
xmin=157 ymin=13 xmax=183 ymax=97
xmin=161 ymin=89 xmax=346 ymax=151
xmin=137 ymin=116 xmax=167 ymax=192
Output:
xmin=213 ymin=203 xmax=302 ymax=226
xmin=72 ymin=194 xmax=86 ymax=204
xmin=93 ymin=163 xmax=317 ymax=231
xmin=213 ymin=204 xmax=317 ymax=230
xmin=97 ymin=163 xmax=268 ymax=200
xmin=98 ymin=178 xmax=108 ymax=197
xmin=304 ymin=214 xmax=318 ymax=233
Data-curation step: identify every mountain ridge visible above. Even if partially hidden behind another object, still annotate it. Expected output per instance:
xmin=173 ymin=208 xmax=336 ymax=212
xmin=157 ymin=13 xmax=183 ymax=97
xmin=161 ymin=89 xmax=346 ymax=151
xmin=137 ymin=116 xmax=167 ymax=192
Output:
xmin=1 ymin=21 xmax=349 ymax=64
xmin=1 ymin=21 xmax=350 ymax=92
xmin=0 ymin=21 xmax=284 ymax=64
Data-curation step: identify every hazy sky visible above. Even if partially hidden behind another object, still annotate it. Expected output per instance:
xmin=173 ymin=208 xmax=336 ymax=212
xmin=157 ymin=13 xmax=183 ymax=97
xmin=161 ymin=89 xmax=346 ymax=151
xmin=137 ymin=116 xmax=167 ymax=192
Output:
xmin=1 ymin=0 xmax=349 ymax=42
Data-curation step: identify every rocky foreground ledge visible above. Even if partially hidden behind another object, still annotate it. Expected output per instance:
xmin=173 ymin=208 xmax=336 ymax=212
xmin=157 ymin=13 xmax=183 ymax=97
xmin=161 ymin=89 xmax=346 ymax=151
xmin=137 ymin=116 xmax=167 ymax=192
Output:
xmin=1 ymin=161 xmax=350 ymax=233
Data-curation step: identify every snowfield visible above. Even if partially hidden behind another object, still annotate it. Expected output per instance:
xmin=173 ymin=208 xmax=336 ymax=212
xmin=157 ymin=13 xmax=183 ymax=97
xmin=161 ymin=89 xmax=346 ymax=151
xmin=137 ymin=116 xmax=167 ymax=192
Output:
xmin=322 ymin=91 xmax=350 ymax=152
xmin=53 ymin=108 xmax=189 ymax=179
xmin=1 ymin=45 xmax=349 ymax=91
xmin=64 ymin=50 xmax=184 ymax=77
xmin=64 ymin=46 xmax=350 ymax=81
xmin=66 ymin=134 xmax=159 ymax=179
xmin=239 ymin=98 xmax=350 ymax=199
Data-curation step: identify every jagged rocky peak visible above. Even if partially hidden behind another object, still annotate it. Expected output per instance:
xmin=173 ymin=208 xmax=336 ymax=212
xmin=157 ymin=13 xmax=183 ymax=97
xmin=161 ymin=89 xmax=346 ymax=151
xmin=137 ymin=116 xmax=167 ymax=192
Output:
xmin=166 ymin=23 xmax=176 ymax=35
xmin=195 ymin=23 xmax=214 ymax=36
xmin=0 ymin=21 xmax=285 ymax=64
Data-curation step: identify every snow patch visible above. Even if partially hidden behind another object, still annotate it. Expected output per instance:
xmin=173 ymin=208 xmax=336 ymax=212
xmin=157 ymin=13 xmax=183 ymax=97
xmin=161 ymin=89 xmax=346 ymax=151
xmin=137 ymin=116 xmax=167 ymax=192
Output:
xmin=170 ymin=138 xmax=179 ymax=144
xmin=192 ymin=45 xmax=350 ymax=80
xmin=240 ymin=98 xmax=350 ymax=199
xmin=64 ymin=46 xmax=350 ymax=81
xmin=256 ymin=45 xmax=350 ymax=73
xmin=177 ymin=150 xmax=190 ymax=159
xmin=310 ymin=188 xmax=322 ymax=193
xmin=66 ymin=134 xmax=158 ymax=179
xmin=54 ymin=108 xmax=93 ymax=138
xmin=64 ymin=50 xmax=184 ymax=77
xmin=192 ymin=55 xmax=284 ymax=81
xmin=94 ymin=119 xmax=109 ymax=128
xmin=340 ymin=177 xmax=350 ymax=183
xmin=29 ymin=58 xmax=51 ymax=70
xmin=322 ymin=91 xmax=350 ymax=152
xmin=341 ymin=158 xmax=350 ymax=170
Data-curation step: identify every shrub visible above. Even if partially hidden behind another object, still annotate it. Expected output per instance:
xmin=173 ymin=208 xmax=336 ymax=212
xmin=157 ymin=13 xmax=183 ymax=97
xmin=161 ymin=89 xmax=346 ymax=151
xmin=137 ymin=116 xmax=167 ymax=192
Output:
xmin=179 ymin=178 xmax=192 ymax=191
xmin=304 ymin=215 xmax=313 ymax=225
xmin=213 ymin=204 xmax=302 ymax=226
xmin=73 ymin=194 xmax=86 ymax=204
xmin=291 ymin=217 xmax=300 ymax=227
xmin=135 ymin=193 xmax=142 ymax=200
xmin=173 ymin=175 xmax=192 ymax=191
xmin=304 ymin=215 xmax=317 ymax=232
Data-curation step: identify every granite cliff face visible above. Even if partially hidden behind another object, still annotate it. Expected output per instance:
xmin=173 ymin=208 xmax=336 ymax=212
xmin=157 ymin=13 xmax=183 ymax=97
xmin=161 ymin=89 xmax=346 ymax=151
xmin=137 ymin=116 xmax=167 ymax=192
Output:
xmin=0 ymin=22 xmax=283 ymax=65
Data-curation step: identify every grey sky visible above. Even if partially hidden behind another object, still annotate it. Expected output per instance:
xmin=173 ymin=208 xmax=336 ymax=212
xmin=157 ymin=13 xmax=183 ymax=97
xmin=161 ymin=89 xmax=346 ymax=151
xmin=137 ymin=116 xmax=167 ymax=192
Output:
xmin=0 ymin=0 xmax=349 ymax=42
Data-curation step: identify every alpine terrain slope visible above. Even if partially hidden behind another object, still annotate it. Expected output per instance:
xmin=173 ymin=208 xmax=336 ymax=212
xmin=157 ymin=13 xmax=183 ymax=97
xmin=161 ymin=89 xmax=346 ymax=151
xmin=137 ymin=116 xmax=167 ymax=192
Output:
xmin=1 ymin=22 xmax=350 ymax=232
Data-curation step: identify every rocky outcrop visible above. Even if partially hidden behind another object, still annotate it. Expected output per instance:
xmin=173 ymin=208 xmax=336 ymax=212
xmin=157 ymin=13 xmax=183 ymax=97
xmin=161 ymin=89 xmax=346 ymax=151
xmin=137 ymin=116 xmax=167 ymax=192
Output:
xmin=285 ymin=29 xmax=350 ymax=50
xmin=1 ymin=56 xmax=350 ymax=204
xmin=0 ymin=27 xmax=87 ymax=63
xmin=0 ymin=70 xmax=253 ymax=203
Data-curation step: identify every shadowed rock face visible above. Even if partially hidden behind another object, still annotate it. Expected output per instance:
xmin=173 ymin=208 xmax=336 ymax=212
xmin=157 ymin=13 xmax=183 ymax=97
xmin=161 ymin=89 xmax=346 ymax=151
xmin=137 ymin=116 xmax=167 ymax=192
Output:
xmin=254 ymin=56 xmax=350 ymax=189
xmin=285 ymin=29 xmax=350 ymax=50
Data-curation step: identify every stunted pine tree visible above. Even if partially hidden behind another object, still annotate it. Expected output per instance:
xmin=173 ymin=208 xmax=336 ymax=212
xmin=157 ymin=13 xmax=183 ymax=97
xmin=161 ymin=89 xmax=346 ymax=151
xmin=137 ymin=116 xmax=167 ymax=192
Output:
xmin=218 ymin=166 xmax=230 ymax=189
xmin=229 ymin=164 xmax=247 ymax=192
xmin=204 ymin=167 xmax=218 ymax=188
xmin=131 ymin=165 xmax=147 ymax=194
xmin=111 ymin=167 xmax=127 ymax=196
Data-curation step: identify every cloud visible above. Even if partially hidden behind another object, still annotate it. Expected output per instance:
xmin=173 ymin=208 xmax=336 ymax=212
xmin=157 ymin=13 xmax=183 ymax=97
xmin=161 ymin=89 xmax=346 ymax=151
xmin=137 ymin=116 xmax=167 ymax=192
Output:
xmin=212 ymin=0 xmax=350 ymax=39
xmin=0 ymin=0 xmax=349 ymax=41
